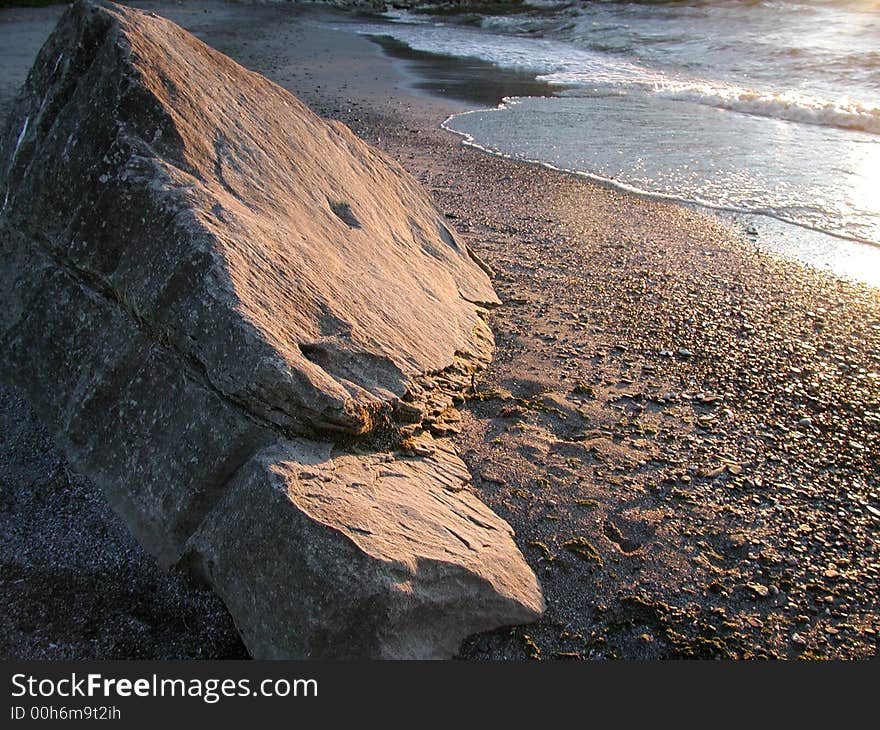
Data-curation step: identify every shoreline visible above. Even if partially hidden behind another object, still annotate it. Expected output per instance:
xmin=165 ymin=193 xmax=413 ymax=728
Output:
xmin=1 ymin=1 xmax=878 ymax=660
xmin=433 ymin=92 xmax=880 ymax=290
xmin=441 ymin=114 xmax=880 ymax=289
xmin=328 ymin=6 xmax=880 ymax=288
xmin=443 ymin=105 xmax=880 ymax=248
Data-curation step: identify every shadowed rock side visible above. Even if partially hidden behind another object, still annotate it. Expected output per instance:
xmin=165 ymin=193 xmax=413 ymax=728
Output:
xmin=0 ymin=1 xmax=541 ymax=658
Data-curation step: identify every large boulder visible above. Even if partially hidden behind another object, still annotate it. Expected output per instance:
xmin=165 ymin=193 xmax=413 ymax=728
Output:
xmin=0 ymin=1 xmax=542 ymax=658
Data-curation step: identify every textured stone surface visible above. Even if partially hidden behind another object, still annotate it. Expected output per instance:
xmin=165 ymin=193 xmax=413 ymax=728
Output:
xmin=0 ymin=1 xmax=541 ymax=657
xmin=188 ymin=436 xmax=542 ymax=659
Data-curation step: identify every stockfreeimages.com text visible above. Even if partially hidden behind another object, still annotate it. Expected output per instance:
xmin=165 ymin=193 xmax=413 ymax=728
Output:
xmin=11 ymin=673 xmax=317 ymax=704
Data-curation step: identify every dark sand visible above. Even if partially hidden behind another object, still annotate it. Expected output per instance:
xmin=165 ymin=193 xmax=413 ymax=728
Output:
xmin=1 ymin=1 xmax=878 ymax=660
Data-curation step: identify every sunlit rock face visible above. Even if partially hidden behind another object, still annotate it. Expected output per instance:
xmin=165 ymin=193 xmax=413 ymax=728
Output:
xmin=0 ymin=0 xmax=541 ymax=658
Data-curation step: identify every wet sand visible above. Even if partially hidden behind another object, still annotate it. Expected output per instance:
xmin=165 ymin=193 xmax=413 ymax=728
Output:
xmin=1 ymin=1 xmax=878 ymax=659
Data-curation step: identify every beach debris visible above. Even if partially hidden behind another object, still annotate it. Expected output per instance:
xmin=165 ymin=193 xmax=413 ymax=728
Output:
xmin=0 ymin=1 xmax=541 ymax=658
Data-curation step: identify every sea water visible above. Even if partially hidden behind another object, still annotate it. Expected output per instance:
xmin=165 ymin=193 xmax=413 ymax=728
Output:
xmin=331 ymin=1 xmax=880 ymax=286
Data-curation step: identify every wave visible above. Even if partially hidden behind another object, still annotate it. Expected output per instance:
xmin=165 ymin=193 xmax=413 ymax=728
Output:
xmin=660 ymin=86 xmax=880 ymax=135
xmin=549 ymin=74 xmax=880 ymax=135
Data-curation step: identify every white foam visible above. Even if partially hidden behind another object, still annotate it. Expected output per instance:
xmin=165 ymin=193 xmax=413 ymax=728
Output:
xmin=548 ymin=73 xmax=880 ymax=135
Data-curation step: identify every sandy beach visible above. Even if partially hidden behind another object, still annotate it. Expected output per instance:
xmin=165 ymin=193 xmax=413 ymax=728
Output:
xmin=1 ymin=0 xmax=878 ymax=660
